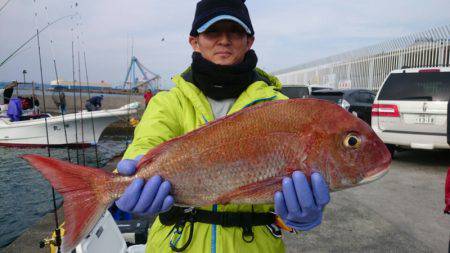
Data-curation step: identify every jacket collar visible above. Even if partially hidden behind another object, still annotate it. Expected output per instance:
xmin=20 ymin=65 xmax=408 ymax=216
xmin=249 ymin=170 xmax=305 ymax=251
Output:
xmin=173 ymin=67 xmax=282 ymax=122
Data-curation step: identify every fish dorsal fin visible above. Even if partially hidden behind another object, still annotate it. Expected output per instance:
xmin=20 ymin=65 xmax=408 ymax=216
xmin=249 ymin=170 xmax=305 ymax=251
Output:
xmin=134 ymin=99 xmax=294 ymax=172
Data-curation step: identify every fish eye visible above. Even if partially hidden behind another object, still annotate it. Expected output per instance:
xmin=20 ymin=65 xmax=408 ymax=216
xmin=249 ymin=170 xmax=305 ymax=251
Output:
xmin=343 ymin=134 xmax=361 ymax=149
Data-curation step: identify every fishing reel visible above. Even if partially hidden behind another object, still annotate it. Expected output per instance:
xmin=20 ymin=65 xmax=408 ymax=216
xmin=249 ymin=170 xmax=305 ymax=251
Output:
xmin=39 ymin=227 xmax=64 ymax=253
xmin=129 ymin=117 xmax=140 ymax=127
xmin=39 ymin=237 xmax=57 ymax=248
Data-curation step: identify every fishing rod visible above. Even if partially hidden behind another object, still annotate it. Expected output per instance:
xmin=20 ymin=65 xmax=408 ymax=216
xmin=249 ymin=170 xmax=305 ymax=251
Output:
xmin=0 ymin=13 xmax=77 ymax=68
xmin=77 ymin=50 xmax=87 ymax=165
xmin=0 ymin=0 xmax=12 ymax=14
xmin=44 ymin=5 xmax=72 ymax=162
xmin=32 ymin=0 xmax=61 ymax=251
xmin=124 ymin=38 xmax=135 ymax=148
xmin=71 ymin=40 xmax=80 ymax=165
xmin=83 ymin=51 xmax=100 ymax=168
xmin=69 ymin=2 xmax=81 ymax=165
xmin=73 ymin=9 xmax=100 ymax=167
xmin=72 ymin=10 xmax=85 ymax=165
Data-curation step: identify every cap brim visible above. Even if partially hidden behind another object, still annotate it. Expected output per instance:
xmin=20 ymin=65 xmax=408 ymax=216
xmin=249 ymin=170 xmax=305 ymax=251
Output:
xmin=197 ymin=15 xmax=252 ymax=35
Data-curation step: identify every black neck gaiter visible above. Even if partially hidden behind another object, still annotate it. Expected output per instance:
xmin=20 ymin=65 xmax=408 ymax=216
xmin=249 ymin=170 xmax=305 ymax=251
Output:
xmin=191 ymin=50 xmax=258 ymax=100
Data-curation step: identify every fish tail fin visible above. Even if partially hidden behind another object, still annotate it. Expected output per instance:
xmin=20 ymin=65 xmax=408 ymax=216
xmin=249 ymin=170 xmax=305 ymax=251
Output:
xmin=22 ymin=154 xmax=121 ymax=252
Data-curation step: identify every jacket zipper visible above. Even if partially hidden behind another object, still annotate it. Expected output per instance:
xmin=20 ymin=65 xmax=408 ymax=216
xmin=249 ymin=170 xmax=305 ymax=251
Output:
xmin=209 ymin=95 xmax=277 ymax=253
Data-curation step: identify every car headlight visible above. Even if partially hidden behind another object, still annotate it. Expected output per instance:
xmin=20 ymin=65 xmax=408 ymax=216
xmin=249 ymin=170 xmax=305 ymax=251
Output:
xmin=341 ymin=99 xmax=350 ymax=111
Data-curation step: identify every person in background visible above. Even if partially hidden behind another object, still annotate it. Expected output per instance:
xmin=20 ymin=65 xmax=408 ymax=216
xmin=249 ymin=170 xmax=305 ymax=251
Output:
xmin=51 ymin=86 xmax=66 ymax=114
xmin=0 ymin=89 xmax=6 ymax=112
xmin=6 ymin=98 xmax=22 ymax=122
xmin=144 ymin=90 xmax=153 ymax=107
xmin=18 ymin=96 xmax=32 ymax=110
xmin=31 ymin=94 xmax=40 ymax=114
xmin=114 ymin=1 xmax=330 ymax=252
xmin=3 ymin=85 xmax=14 ymax=104
xmin=85 ymin=94 xmax=104 ymax=111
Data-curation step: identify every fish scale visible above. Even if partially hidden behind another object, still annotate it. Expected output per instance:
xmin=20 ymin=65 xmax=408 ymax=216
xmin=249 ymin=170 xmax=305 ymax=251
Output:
xmin=23 ymin=98 xmax=391 ymax=252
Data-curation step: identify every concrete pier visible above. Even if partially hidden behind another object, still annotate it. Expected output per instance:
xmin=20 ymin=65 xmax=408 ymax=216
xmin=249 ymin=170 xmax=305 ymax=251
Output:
xmin=27 ymin=92 xmax=145 ymax=114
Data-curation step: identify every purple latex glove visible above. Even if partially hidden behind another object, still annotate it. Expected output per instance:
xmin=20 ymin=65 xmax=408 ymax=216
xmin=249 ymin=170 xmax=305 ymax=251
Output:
xmin=274 ymin=171 xmax=330 ymax=231
xmin=115 ymin=155 xmax=174 ymax=216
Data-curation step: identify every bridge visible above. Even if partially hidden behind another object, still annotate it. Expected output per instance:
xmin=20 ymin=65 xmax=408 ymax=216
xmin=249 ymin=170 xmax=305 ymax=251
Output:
xmin=274 ymin=24 xmax=450 ymax=91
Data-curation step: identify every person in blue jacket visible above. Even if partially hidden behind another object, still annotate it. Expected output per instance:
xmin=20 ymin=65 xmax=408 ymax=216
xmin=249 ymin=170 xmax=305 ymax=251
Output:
xmin=85 ymin=95 xmax=104 ymax=111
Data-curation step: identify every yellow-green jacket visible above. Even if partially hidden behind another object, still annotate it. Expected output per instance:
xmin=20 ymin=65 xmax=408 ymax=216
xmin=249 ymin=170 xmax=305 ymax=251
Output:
xmin=122 ymin=68 xmax=288 ymax=253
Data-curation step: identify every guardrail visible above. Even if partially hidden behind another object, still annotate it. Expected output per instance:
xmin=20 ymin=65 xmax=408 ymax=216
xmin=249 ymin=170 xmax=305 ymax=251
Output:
xmin=274 ymin=25 xmax=450 ymax=91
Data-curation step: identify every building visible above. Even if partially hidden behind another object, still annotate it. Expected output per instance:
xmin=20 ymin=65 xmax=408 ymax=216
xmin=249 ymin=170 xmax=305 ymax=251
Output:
xmin=50 ymin=79 xmax=113 ymax=90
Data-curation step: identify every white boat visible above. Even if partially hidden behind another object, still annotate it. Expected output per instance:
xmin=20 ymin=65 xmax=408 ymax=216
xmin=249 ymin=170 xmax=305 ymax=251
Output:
xmin=0 ymin=102 xmax=139 ymax=147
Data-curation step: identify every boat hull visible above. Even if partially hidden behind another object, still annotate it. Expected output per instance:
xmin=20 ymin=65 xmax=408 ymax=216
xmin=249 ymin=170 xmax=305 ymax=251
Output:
xmin=0 ymin=104 xmax=137 ymax=147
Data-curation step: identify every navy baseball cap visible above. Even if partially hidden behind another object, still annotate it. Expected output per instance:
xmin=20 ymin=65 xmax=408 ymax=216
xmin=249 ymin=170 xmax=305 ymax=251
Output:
xmin=190 ymin=0 xmax=254 ymax=36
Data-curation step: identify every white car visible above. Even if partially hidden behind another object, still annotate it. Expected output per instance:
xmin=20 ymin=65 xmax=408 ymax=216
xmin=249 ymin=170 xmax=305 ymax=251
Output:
xmin=371 ymin=67 xmax=450 ymax=156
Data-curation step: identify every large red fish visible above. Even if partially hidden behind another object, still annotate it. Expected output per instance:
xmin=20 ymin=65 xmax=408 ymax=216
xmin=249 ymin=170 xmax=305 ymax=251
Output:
xmin=23 ymin=98 xmax=391 ymax=251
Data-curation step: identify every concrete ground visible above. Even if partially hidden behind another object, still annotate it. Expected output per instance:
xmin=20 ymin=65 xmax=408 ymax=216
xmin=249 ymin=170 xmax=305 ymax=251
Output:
xmin=3 ymin=150 xmax=449 ymax=253
xmin=284 ymin=149 xmax=450 ymax=253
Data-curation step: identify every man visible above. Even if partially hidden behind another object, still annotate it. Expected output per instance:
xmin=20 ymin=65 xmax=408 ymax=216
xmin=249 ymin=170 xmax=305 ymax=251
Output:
xmin=3 ymin=82 xmax=15 ymax=104
xmin=85 ymin=94 xmax=104 ymax=111
xmin=51 ymin=86 xmax=66 ymax=114
xmin=31 ymin=94 xmax=40 ymax=114
xmin=115 ymin=0 xmax=330 ymax=252
xmin=143 ymin=90 xmax=153 ymax=107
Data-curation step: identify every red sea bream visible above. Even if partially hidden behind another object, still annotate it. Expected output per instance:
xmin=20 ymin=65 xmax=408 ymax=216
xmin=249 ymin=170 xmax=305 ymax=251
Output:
xmin=23 ymin=98 xmax=391 ymax=251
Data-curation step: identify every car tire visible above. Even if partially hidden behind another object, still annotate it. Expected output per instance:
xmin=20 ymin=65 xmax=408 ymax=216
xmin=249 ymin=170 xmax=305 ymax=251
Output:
xmin=386 ymin=144 xmax=396 ymax=158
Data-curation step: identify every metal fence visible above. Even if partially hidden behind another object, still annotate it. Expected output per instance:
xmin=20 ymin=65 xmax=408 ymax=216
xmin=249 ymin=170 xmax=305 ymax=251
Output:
xmin=274 ymin=25 xmax=450 ymax=91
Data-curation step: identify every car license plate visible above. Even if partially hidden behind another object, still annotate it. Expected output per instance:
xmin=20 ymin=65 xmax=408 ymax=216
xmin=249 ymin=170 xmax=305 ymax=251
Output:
xmin=416 ymin=115 xmax=434 ymax=124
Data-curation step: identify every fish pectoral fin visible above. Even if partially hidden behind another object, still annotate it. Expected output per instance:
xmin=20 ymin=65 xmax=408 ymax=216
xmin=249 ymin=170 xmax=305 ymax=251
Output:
xmin=214 ymin=177 xmax=283 ymax=204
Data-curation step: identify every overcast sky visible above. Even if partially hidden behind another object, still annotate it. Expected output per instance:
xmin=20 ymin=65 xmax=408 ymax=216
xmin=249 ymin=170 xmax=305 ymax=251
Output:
xmin=0 ymin=0 xmax=449 ymax=89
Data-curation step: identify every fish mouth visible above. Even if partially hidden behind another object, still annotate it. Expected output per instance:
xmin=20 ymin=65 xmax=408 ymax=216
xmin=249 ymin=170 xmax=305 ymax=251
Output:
xmin=358 ymin=160 xmax=391 ymax=185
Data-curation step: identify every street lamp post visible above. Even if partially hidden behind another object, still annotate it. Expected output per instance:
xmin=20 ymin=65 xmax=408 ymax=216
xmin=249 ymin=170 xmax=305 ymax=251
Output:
xmin=21 ymin=69 xmax=27 ymax=97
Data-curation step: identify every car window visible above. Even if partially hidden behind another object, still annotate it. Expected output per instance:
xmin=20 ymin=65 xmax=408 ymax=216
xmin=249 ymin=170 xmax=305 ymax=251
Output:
xmin=378 ymin=72 xmax=450 ymax=101
xmin=358 ymin=92 xmax=375 ymax=103
xmin=281 ymin=86 xmax=310 ymax=98
xmin=368 ymin=93 xmax=376 ymax=103
xmin=310 ymin=92 xmax=344 ymax=103
xmin=311 ymin=87 xmax=332 ymax=92
xmin=345 ymin=92 xmax=357 ymax=103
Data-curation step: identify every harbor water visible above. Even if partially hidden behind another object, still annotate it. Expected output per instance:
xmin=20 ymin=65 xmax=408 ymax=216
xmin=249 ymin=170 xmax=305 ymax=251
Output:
xmin=0 ymin=135 xmax=130 ymax=249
